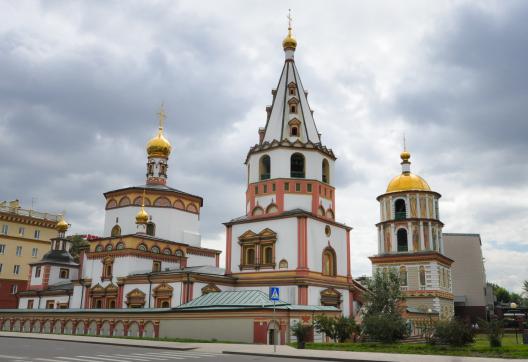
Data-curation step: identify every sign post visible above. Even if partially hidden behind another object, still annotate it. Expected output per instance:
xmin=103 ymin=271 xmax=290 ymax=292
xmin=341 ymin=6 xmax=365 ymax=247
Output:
xmin=269 ymin=287 xmax=280 ymax=353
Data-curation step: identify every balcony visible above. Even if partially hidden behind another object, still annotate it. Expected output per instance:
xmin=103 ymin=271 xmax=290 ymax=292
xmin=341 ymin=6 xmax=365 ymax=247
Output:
xmin=394 ymin=211 xmax=407 ymax=220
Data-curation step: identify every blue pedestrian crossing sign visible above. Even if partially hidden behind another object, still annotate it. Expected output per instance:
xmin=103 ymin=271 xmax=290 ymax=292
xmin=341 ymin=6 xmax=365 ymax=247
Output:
xmin=269 ymin=287 xmax=280 ymax=301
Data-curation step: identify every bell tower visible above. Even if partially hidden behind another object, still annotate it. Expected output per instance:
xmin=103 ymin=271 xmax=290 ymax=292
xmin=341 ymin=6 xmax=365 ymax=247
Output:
xmin=146 ymin=104 xmax=171 ymax=185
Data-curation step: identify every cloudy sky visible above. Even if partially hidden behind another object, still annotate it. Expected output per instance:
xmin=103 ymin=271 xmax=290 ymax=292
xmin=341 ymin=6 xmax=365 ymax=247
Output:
xmin=1 ymin=1 xmax=527 ymax=292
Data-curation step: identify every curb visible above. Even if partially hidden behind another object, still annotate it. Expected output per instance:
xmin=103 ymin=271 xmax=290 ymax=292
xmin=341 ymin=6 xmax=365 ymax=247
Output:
xmin=0 ymin=334 xmax=196 ymax=351
xmin=222 ymin=351 xmax=387 ymax=362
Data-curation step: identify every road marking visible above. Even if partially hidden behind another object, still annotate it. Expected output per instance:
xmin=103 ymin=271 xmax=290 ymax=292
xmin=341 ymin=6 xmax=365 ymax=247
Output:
xmin=0 ymin=355 xmax=27 ymax=360
xmin=77 ymin=356 xmax=132 ymax=362
xmin=153 ymin=352 xmax=220 ymax=357
xmin=35 ymin=359 xmax=74 ymax=362
xmin=109 ymin=355 xmax=159 ymax=361
xmin=118 ymin=354 xmax=171 ymax=360
xmin=54 ymin=357 xmax=112 ymax=362
xmin=143 ymin=352 xmax=207 ymax=358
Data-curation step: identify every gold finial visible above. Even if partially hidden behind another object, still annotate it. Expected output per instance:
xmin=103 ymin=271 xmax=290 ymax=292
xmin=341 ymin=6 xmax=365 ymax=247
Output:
xmin=283 ymin=9 xmax=297 ymax=50
xmin=400 ymin=133 xmax=411 ymax=162
xmin=136 ymin=189 xmax=149 ymax=225
xmin=56 ymin=212 xmax=69 ymax=233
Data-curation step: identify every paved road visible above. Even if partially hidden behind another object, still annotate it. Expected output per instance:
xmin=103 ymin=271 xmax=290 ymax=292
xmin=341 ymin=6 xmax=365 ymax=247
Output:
xmin=0 ymin=338 xmax=315 ymax=362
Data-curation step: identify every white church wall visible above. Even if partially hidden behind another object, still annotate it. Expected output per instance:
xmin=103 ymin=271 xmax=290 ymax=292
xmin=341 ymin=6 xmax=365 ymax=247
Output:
xmin=71 ymin=285 xmax=84 ymax=308
xmin=284 ymin=194 xmax=312 ymax=211
xmin=103 ymin=206 xmax=201 ymax=246
xmin=306 ymin=219 xmax=348 ymax=276
xmin=30 ymin=267 xmax=43 ymax=287
xmin=186 ymin=253 xmax=216 ymax=268
xmin=231 ymin=218 xmax=298 ymax=273
xmin=48 ymin=266 xmax=78 ymax=286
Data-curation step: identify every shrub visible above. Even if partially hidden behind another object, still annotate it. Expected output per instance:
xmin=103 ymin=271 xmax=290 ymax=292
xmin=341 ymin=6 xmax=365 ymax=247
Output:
xmin=431 ymin=319 xmax=474 ymax=346
xmin=291 ymin=322 xmax=312 ymax=349
xmin=479 ymin=318 xmax=504 ymax=347
xmin=314 ymin=315 xmax=358 ymax=343
xmin=361 ymin=313 xmax=407 ymax=343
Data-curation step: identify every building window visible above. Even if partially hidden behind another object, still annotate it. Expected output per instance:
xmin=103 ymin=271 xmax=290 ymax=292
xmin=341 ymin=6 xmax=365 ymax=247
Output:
xmin=95 ymin=245 xmax=103 ymax=252
xmin=322 ymin=159 xmax=330 ymax=184
xmin=272 ymin=183 xmax=276 ymax=192
xmin=146 ymin=222 xmax=156 ymax=236
xmin=290 ymin=105 xmax=297 ymax=113
xmin=126 ymin=289 xmax=146 ymax=308
xmin=262 ymin=245 xmax=273 ymax=265
xmin=322 ymin=247 xmax=337 ymax=276
xmin=27 ymin=300 xmax=34 ymax=309
xmin=307 ymin=183 xmax=312 ymax=192
xmin=102 ymin=257 xmax=114 ymax=280
xmin=59 ymin=268 xmax=69 ymax=279
xmin=32 ymin=247 xmax=38 ymax=258
xmin=259 ymin=155 xmax=271 ymax=180
xmin=2 ymin=224 xmax=8 ymax=235
xmin=18 ymin=227 xmax=25 ymax=236
xmin=291 ymin=126 xmax=298 ymax=136
xmin=0 ymin=244 xmax=4 ymax=254
xmin=397 ymin=229 xmax=408 ymax=252
xmin=151 ymin=246 xmax=160 ymax=254
xmin=13 ymin=265 xmax=20 ymax=275
xmin=419 ymin=266 xmax=426 ymax=287
xmin=116 ymin=242 xmax=125 ymax=250
xmin=279 ymin=259 xmax=288 ymax=269
xmin=153 ymin=282 xmax=173 ymax=308
xmin=138 ymin=244 xmax=147 ymax=252
xmin=46 ymin=300 xmax=55 ymax=309
xmin=243 ymin=247 xmax=256 ymax=265
xmin=254 ymin=185 xmax=259 ymax=195
xmin=0 ymin=263 xmax=3 ymax=273
xmin=35 ymin=266 xmax=41 ymax=278
xmin=16 ymin=246 xmax=22 ymax=256
xmin=263 ymin=184 xmax=267 ymax=193
xmin=239 ymin=229 xmax=277 ymax=270
xmin=34 ymin=229 xmax=40 ymax=239
xmin=105 ymin=244 xmax=113 ymax=251
xmin=284 ymin=182 xmax=289 ymax=191
xmin=320 ymin=288 xmax=341 ymax=307
xmin=10 ymin=284 xmax=18 ymax=294
xmin=295 ymin=183 xmax=301 ymax=192
xmin=290 ymin=153 xmax=305 ymax=178
xmin=152 ymin=261 xmax=161 ymax=272
xmin=111 ymin=225 xmax=121 ymax=237
xmin=394 ymin=199 xmax=406 ymax=220
xmin=399 ymin=266 xmax=407 ymax=286
xmin=252 ymin=206 xmax=264 ymax=216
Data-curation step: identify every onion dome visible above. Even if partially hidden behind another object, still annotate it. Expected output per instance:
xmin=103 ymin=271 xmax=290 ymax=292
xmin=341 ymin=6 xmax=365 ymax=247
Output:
xmin=135 ymin=206 xmax=149 ymax=225
xmin=56 ymin=217 xmax=69 ymax=233
xmin=282 ymin=27 xmax=297 ymax=50
xmin=147 ymin=128 xmax=171 ymax=158
xmin=386 ymin=151 xmax=431 ymax=193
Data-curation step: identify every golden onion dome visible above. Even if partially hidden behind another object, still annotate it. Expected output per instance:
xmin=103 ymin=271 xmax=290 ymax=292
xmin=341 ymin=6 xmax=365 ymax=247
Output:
xmin=386 ymin=150 xmax=431 ymax=193
xmin=135 ymin=207 xmax=149 ymax=225
xmin=56 ymin=217 xmax=69 ymax=233
xmin=386 ymin=173 xmax=431 ymax=193
xmin=283 ymin=28 xmax=297 ymax=50
xmin=146 ymin=128 xmax=171 ymax=158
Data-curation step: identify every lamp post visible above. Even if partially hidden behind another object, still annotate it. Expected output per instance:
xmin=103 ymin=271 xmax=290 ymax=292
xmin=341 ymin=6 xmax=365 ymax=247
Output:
xmin=511 ymin=302 xmax=519 ymax=344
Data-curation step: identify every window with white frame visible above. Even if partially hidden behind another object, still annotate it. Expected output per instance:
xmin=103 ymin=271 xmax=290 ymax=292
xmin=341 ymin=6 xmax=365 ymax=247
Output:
xmin=0 ymin=244 xmax=5 ymax=254
xmin=0 ymin=263 xmax=3 ymax=273
xmin=13 ymin=265 xmax=20 ymax=275
xmin=10 ymin=284 xmax=17 ymax=294
xmin=32 ymin=248 xmax=38 ymax=258
xmin=18 ymin=227 xmax=25 ymax=236
xmin=34 ymin=229 xmax=40 ymax=239
xmin=1 ymin=225 xmax=8 ymax=235
xmin=16 ymin=246 xmax=22 ymax=256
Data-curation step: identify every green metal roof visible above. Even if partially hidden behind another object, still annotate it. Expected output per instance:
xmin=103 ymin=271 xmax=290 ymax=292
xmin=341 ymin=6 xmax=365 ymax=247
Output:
xmin=176 ymin=290 xmax=288 ymax=310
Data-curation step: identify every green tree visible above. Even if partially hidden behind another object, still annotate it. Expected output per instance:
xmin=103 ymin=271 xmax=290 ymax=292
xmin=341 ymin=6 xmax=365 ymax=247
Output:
xmin=68 ymin=234 xmax=89 ymax=262
xmin=313 ymin=315 xmax=359 ymax=343
xmin=479 ymin=318 xmax=504 ymax=347
xmin=361 ymin=269 xmax=407 ymax=343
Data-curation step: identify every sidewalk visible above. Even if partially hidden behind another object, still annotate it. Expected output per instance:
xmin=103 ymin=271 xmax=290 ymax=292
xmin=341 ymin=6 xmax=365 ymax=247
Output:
xmin=0 ymin=331 xmax=523 ymax=362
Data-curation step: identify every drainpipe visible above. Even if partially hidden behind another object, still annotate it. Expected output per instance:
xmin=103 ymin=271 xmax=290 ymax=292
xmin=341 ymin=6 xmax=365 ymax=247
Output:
xmin=147 ymin=275 xmax=152 ymax=308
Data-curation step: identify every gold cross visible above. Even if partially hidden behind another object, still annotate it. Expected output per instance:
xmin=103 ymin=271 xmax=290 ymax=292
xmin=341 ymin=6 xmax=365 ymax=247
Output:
xmin=157 ymin=102 xmax=166 ymax=130
xmin=287 ymin=9 xmax=292 ymax=29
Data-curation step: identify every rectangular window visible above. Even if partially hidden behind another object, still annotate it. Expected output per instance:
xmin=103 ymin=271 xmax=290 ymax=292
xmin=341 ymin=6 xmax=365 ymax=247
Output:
xmin=263 ymin=184 xmax=267 ymax=193
xmin=46 ymin=300 xmax=55 ymax=309
xmin=295 ymin=183 xmax=301 ymax=192
xmin=18 ymin=227 xmax=25 ymax=236
xmin=34 ymin=230 xmax=40 ymax=239
xmin=16 ymin=246 xmax=22 ymax=256
xmin=272 ymin=183 xmax=276 ymax=192
xmin=0 ymin=263 xmax=3 ymax=273
xmin=27 ymin=300 xmax=34 ymax=309
xmin=32 ymin=248 xmax=38 ymax=258
xmin=1 ymin=224 xmax=8 ymax=235
xmin=254 ymin=185 xmax=258 ymax=195
xmin=13 ymin=265 xmax=20 ymax=275
xmin=10 ymin=284 xmax=17 ymax=294
xmin=59 ymin=268 xmax=69 ymax=279
xmin=284 ymin=182 xmax=289 ymax=191
xmin=35 ymin=266 xmax=41 ymax=278
xmin=0 ymin=244 xmax=5 ymax=254
xmin=152 ymin=261 xmax=161 ymax=272
xmin=307 ymin=183 xmax=312 ymax=192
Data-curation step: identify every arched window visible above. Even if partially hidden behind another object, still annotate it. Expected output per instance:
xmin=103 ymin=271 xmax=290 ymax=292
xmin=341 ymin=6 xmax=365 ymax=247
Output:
xmin=279 ymin=259 xmax=288 ymax=269
xmin=399 ymin=266 xmax=407 ymax=286
xmin=246 ymin=248 xmax=255 ymax=265
xmin=322 ymin=247 xmax=337 ymax=276
xmin=105 ymin=244 xmax=113 ymax=251
xmin=290 ymin=153 xmax=305 ymax=178
xmin=266 ymin=203 xmax=278 ymax=214
xmin=116 ymin=242 xmax=125 ymax=250
xmin=151 ymin=246 xmax=160 ymax=254
xmin=263 ymin=246 xmax=273 ymax=264
xmin=252 ymin=206 xmax=264 ymax=216
xmin=326 ymin=209 xmax=335 ymax=220
xmin=291 ymin=126 xmax=298 ymax=136
xmin=111 ymin=225 xmax=121 ymax=237
xmin=146 ymin=222 xmax=155 ymax=236
xmin=163 ymin=248 xmax=171 ymax=255
xmin=419 ymin=266 xmax=426 ymax=286
xmin=317 ymin=206 xmax=325 ymax=217
xmin=394 ymin=199 xmax=406 ymax=220
xmin=175 ymin=249 xmax=184 ymax=257
xmin=322 ymin=159 xmax=330 ymax=184
xmin=397 ymin=229 xmax=408 ymax=252
xmin=259 ymin=155 xmax=271 ymax=180
xmin=138 ymin=244 xmax=147 ymax=252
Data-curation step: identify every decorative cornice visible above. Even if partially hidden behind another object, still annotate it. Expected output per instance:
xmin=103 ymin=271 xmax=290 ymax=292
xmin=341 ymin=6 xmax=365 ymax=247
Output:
xmin=369 ymin=251 xmax=454 ymax=265
xmin=245 ymin=139 xmax=336 ymax=164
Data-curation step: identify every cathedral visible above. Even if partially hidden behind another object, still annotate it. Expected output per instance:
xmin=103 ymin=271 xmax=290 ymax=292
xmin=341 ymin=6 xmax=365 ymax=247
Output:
xmin=16 ymin=23 xmax=363 ymax=317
